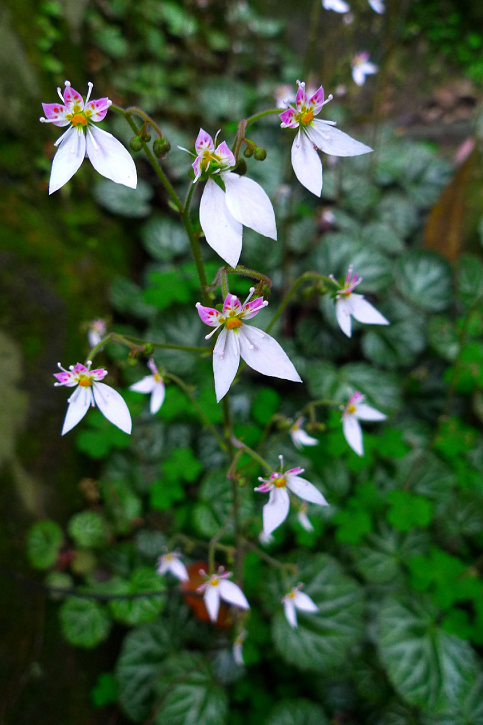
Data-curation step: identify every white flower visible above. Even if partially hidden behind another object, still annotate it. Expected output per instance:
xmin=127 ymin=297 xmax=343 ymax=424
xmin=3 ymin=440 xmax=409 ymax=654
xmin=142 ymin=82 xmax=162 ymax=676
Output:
xmin=280 ymin=81 xmax=372 ymax=196
xmin=233 ymin=629 xmax=247 ymax=666
xmin=290 ymin=417 xmax=318 ymax=450
xmin=196 ymin=289 xmax=302 ymax=402
xmin=368 ymin=0 xmax=384 ymax=13
xmin=53 ymin=361 xmax=132 ymax=435
xmin=342 ymin=392 xmax=386 ymax=456
xmin=297 ymin=503 xmax=314 ymax=532
xmin=322 ymin=0 xmax=350 ymax=12
xmin=40 ymin=81 xmax=137 ymax=194
xmin=197 ymin=567 xmax=250 ymax=622
xmin=255 ymin=457 xmax=328 ymax=537
xmin=352 ymin=53 xmax=379 ymax=86
xmin=129 ymin=358 xmax=166 ymax=414
xmin=283 ymin=584 xmax=318 ymax=628
xmin=186 ymin=129 xmax=276 ymax=267
xmin=334 ymin=266 xmax=389 ymax=337
xmin=87 ymin=319 xmax=107 ymax=348
xmin=157 ymin=552 xmax=189 ymax=582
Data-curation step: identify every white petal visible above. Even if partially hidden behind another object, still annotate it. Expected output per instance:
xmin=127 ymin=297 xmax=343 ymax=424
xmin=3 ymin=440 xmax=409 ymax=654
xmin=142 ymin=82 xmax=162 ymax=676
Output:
xmin=199 ymin=178 xmax=242 ymax=267
xmin=204 ymin=586 xmax=220 ymax=622
xmin=291 ymin=130 xmax=323 ymax=196
xmin=170 ymin=559 xmax=189 ymax=582
xmin=213 ymin=328 xmax=241 ymax=402
xmin=343 ymin=414 xmax=364 ymax=456
xmin=86 ymin=126 xmax=137 ymax=189
xmin=61 ymin=386 xmax=91 ymax=435
xmin=287 ymin=476 xmax=328 ymax=506
xmin=307 ymin=120 xmax=372 ymax=157
xmin=294 ymin=591 xmax=318 ymax=613
xmin=223 ymin=172 xmax=277 ymax=241
xmin=335 ymin=298 xmax=353 ymax=337
xmin=350 ymin=295 xmax=389 ymax=326
xmin=92 ymin=382 xmax=132 ymax=434
xmin=150 ymin=383 xmax=166 ymax=414
xmin=238 ymin=326 xmax=302 ymax=383
xmin=263 ymin=488 xmax=290 ymax=536
xmin=356 ymin=404 xmax=386 ymax=421
xmin=129 ymin=376 xmax=156 ymax=394
xmin=352 ymin=67 xmax=366 ymax=86
xmin=296 ymin=430 xmax=318 ymax=447
xmin=283 ymin=599 xmax=298 ymax=628
xmin=219 ymin=580 xmax=250 ymax=610
xmin=49 ymin=127 xmax=86 ymax=194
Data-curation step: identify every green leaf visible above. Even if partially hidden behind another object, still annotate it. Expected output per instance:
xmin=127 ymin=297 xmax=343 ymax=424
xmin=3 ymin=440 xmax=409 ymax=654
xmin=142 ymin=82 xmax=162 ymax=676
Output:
xmin=360 ymin=222 xmax=404 ymax=255
xmin=154 ymin=652 xmax=228 ymax=725
xmin=351 ymin=525 xmax=429 ymax=584
xmin=144 ymin=269 xmax=193 ymax=310
xmin=428 ymin=316 xmax=460 ymax=361
xmin=395 ymin=251 xmax=453 ymax=312
xmin=116 ymin=621 xmax=178 ymax=722
xmin=60 ymin=599 xmax=111 ymax=648
xmin=68 ymin=511 xmax=110 ymax=548
xmin=141 ymin=216 xmax=189 ymax=262
xmin=362 ymin=314 xmax=426 ymax=369
xmin=27 ymin=520 xmax=63 ymax=569
xmin=457 ymin=254 xmax=483 ymax=308
xmin=91 ymin=672 xmax=119 ymax=708
xmin=102 ymin=480 xmax=142 ymax=535
xmin=265 ymin=698 xmax=329 ymax=725
xmin=387 ymin=490 xmax=434 ymax=532
xmin=252 ymin=387 xmax=281 ymax=425
xmin=192 ymin=471 xmax=254 ymax=538
xmin=376 ymin=193 xmax=419 ymax=237
xmin=93 ymin=179 xmax=152 ymax=218
xmin=377 ymin=596 xmax=480 ymax=714
xmin=109 ymin=568 xmax=166 ymax=625
xmin=270 ymin=554 xmax=364 ymax=672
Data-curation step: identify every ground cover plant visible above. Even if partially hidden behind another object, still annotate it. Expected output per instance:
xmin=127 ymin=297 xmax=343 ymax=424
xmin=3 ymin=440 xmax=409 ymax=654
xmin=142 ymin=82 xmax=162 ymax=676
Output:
xmin=18 ymin=0 xmax=483 ymax=722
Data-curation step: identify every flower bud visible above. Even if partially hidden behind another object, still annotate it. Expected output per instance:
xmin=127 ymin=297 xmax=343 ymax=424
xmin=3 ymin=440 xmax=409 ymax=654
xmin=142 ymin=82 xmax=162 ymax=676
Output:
xmin=142 ymin=132 xmax=152 ymax=142
xmin=254 ymin=147 xmax=267 ymax=161
xmin=244 ymin=146 xmax=254 ymax=158
xmin=129 ymin=136 xmax=143 ymax=152
xmin=153 ymin=138 xmax=171 ymax=156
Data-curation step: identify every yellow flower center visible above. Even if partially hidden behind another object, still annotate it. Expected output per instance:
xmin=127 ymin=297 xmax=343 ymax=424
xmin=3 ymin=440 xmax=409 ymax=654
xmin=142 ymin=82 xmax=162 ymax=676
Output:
xmin=71 ymin=113 xmax=89 ymax=127
xmin=210 ymin=578 xmax=220 ymax=587
xmin=274 ymin=477 xmax=287 ymax=488
xmin=78 ymin=374 xmax=93 ymax=387
xmin=226 ymin=318 xmax=243 ymax=330
xmin=298 ymin=108 xmax=314 ymax=126
xmin=347 ymin=404 xmax=357 ymax=414
xmin=154 ymin=373 xmax=162 ymax=383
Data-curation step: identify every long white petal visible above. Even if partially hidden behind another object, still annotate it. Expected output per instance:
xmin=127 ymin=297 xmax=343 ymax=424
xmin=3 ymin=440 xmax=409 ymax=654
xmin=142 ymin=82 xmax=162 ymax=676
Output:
xmin=356 ymin=404 xmax=386 ymax=421
xmin=335 ymin=298 xmax=353 ymax=337
xmin=238 ymin=326 xmax=302 ymax=383
xmin=295 ymin=430 xmax=318 ymax=447
xmin=350 ymin=295 xmax=389 ymax=326
xmin=291 ymin=130 xmax=323 ymax=196
xmin=92 ymin=382 xmax=132 ymax=434
xmin=307 ymin=120 xmax=372 ymax=157
xmin=352 ymin=67 xmax=366 ymax=87
xmin=263 ymin=488 xmax=290 ymax=536
xmin=49 ymin=127 xmax=86 ymax=194
xmin=86 ymin=126 xmax=137 ymax=189
xmin=61 ymin=386 xmax=91 ymax=435
xmin=170 ymin=559 xmax=189 ymax=582
xmin=342 ymin=414 xmax=364 ymax=456
xmin=199 ymin=179 xmax=242 ymax=267
xmin=213 ymin=328 xmax=241 ymax=402
xmin=284 ymin=599 xmax=298 ymax=628
xmin=294 ymin=591 xmax=318 ymax=613
xmin=150 ymin=383 xmax=166 ymax=414
xmin=287 ymin=476 xmax=328 ymax=506
xmin=223 ymin=172 xmax=277 ymax=240
xmin=204 ymin=586 xmax=220 ymax=622
xmin=219 ymin=580 xmax=250 ymax=610
xmin=129 ymin=376 xmax=156 ymax=394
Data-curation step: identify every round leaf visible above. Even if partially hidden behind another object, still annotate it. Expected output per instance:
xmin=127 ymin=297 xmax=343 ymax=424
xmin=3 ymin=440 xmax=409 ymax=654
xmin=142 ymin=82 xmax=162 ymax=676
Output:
xmin=27 ymin=520 xmax=63 ymax=570
xmin=265 ymin=699 xmax=329 ymax=725
xmin=395 ymin=251 xmax=452 ymax=313
xmin=60 ymin=598 xmax=111 ymax=648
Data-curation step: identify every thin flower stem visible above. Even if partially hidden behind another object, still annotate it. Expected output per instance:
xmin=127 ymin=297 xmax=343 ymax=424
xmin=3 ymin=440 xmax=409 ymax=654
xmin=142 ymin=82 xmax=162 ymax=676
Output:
xmin=124 ymin=105 xmax=166 ymax=141
xmin=231 ymin=439 xmax=272 ymax=473
xmin=220 ymin=268 xmax=230 ymax=298
xmin=87 ymin=332 xmax=207 ymax=362
xmin=111 ymin=105 xmax=210 ymax=302
xmin=233 ymin=108 xmax=281 ymax=158
xmin=265 ymin=272 xmax=337 ymax=334
xmin=223 ymin=396 xmax=243 ymax=580
xmin=164 ymin=372 xmax=227 ymax=452
xmin=208 ymin=526 xmax=230 ymax=574
xmin=243 ymin=539 xmax=298 ymax=574
xmin=303 ymin=0 xmax=322 ymax=80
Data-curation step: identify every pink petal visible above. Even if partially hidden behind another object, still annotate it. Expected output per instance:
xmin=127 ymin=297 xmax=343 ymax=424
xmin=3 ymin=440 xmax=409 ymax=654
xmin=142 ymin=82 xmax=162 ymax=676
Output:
xmin=85 ymin=97 xmax=111 ymax=122
xmin=295 ymin=83 xmax=306 ymax=110
xmin=196 ymin=302 xmax=223 ymax=327
xmin=195 ymin=128 xmax=214 ymax=154
xmin=215 ymin=141 xmax=236 ymax=168
xmin=242 ymin=297 xmax=267 ymax=319
xmin=280 ymin=108 xmax=298 ymax=129
xmin=41 ymin=102 xmax=70 ymax=127
xmin=223 ymin=294 xmax=243 ymax=315
xmin=63 ymin=84 xmax=84 ymax=109
xmin=309 ymin=85 xmax=325 ymax=113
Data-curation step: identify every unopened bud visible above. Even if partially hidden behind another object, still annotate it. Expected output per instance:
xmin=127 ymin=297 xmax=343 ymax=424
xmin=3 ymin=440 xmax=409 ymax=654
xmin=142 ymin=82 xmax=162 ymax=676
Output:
xmin=153 ymin=138 xmax=171 ymax=156
xmin=129 ymin=136 xmax=143 ymax=152
xmin=254 ymin=147 xmax=267 ymax=161
xmin=142 ymin=132 xmax=152 ymax=142
xmin=244 ymin=146 xmax=254 ymax=158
